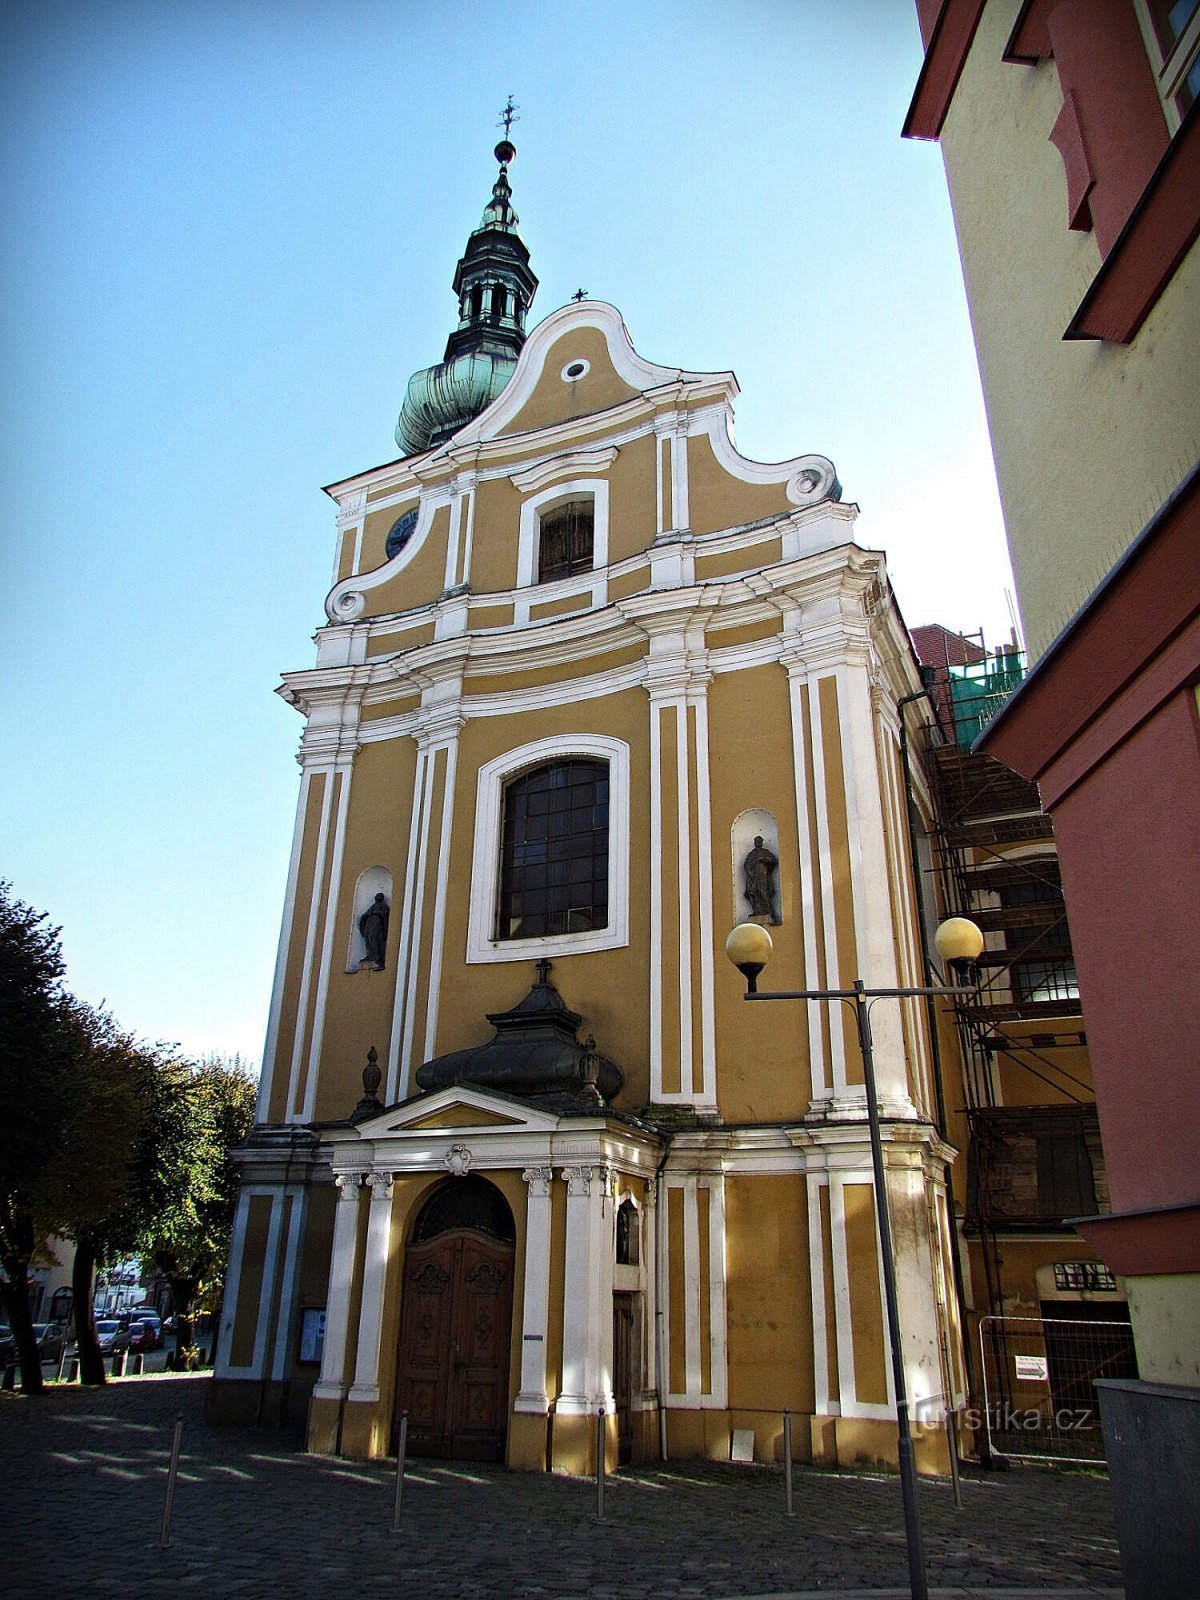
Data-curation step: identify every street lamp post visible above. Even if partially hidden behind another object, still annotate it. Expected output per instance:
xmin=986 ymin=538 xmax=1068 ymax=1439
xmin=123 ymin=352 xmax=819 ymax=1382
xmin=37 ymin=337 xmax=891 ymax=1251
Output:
xmin=724 ymin=916 xmax=983 ymax=1600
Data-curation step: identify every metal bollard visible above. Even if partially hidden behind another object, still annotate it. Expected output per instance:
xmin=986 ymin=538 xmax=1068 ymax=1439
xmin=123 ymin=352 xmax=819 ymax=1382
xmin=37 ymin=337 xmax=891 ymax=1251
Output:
xmin=112 ymin=1349 xmax=126 ymax=1377
xmin=160 ymin=1412 xmax=184 ymax=1549
xmin=1 ymin=1364 xmax=14 ymax=1391
xmin=391 ymin=1411 xmax=409 ymax=1533
xmin=595 ymin=1406 xmax=606 ymax=1520
xmin=783 ymin=1410 xmax=794 ymax=1517
xmin=131 ymin=1350 xmax=144 ymax=1376
xmin=66 ymin=1356 xmax=79 ymax=1382
xmin=946 ymin=1411 xmax=964 ymax=1511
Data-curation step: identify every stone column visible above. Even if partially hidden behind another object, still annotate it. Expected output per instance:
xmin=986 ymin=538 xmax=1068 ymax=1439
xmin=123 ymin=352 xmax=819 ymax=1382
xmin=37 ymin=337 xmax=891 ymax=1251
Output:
xmin=515 ymin=1166 xmax=553 ymax=1414
xmin=312 ymin=1172 xmax=364 ymax=1402
xmin=347 ymin=1170 xmax=394 ymax=1404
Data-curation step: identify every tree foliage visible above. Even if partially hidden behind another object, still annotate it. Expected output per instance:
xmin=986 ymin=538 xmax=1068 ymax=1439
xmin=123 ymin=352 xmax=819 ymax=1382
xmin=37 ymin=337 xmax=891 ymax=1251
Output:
xmin=0 ymin=883 xmax=72 ymax=1392
xmin=0 ymin=883 xmax=258 ymax=1387
xmin=144 ymin=1054 xmax=257 ymax=1363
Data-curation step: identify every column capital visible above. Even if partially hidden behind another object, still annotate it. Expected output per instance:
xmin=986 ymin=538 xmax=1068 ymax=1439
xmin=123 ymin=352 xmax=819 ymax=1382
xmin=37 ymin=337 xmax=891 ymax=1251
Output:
xmin=365 ymin=1170 xmax=394 ymax=1197
xmin=333 ymin=1170 xmax=366 ymax=1198
xmin=522 ymin=1165 xmax=553 ymax=1198
xmin=561 ymin=1163 xmax=613 ymax=1199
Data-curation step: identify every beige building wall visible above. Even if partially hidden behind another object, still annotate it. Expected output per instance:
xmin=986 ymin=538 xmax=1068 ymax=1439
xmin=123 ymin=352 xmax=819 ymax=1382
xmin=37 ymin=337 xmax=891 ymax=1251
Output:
xmin=936 ymin=0 xmax=1200 ymax=660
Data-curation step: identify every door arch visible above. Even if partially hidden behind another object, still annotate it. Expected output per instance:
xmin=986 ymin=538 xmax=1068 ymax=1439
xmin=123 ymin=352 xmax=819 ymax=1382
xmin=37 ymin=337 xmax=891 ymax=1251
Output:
xmin=394 ymin=1176 xmax=515 ymax=1462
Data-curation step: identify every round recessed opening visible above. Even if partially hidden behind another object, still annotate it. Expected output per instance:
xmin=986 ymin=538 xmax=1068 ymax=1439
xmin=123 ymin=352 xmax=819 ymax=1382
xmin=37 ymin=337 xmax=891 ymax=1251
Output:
xmin=561 ymin=359 xmax=590 ymax=382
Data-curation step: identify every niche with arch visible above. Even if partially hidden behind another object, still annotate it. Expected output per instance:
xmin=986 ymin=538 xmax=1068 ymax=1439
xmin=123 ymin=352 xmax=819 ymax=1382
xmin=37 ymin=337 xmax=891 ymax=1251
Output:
xmin=731 ymin=809 xmax=782 ymax=926
xmin=346 ymin=865 xmax=393 ymax=972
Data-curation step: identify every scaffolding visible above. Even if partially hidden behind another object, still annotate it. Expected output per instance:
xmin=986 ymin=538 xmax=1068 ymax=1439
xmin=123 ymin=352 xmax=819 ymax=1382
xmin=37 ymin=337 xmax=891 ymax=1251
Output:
xmin=910 ymin=631 xmax=1121 ymax=1449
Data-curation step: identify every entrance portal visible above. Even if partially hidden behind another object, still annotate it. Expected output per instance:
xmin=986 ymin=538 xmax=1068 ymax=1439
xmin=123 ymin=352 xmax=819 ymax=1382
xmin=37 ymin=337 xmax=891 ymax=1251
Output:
xmin=394 ymin=1177 xmax=515 ymax=1462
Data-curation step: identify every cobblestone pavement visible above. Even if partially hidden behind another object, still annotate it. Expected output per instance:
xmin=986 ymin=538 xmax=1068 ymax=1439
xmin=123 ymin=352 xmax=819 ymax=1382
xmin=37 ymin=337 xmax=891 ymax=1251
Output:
xmin=2 ymin=1375 xmax=1123 ymax=1599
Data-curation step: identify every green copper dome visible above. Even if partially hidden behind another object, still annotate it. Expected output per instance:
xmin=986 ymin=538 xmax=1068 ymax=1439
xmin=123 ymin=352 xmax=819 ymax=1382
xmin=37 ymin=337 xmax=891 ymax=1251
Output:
xmin=395 ymin=122 xmax=538 ymax=457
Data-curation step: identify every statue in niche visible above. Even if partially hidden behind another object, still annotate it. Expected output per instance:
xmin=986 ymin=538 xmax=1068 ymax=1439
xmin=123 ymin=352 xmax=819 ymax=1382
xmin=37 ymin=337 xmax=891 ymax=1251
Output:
xmin=358 ymin=892 xmax=390 ymax=969
xmin=743 ymin=835 xmax=781 ymax=924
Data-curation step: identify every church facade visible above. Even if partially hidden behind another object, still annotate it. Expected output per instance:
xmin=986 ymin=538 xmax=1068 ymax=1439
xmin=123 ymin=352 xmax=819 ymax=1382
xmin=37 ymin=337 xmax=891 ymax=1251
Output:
xmin=210 ymin=135 xmax=967 ymax=1475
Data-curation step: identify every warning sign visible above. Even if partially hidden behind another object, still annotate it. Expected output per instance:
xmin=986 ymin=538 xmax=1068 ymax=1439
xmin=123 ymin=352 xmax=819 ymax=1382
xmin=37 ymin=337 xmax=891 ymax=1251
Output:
xmin=1015 ymin=1354 xmax=1049 ymax=1383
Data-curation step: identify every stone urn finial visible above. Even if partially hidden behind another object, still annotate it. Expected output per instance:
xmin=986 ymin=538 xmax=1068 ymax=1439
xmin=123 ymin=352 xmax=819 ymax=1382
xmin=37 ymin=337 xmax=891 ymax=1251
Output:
xmin=352 ymin=1045 xmax=383 ymax=1122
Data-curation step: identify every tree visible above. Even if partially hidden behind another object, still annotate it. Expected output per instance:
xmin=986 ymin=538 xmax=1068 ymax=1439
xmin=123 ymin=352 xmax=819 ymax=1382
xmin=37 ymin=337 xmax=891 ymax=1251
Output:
xmin=0 ymin=882 xmax=257 ymax=1388
xmin=0 ymin=884 xmax=72 ymax=1394
xmin=38 ymin=1003 xmax=170 ymax=1384
xmin=142 ymin=1056 xmax=257 ymax=1367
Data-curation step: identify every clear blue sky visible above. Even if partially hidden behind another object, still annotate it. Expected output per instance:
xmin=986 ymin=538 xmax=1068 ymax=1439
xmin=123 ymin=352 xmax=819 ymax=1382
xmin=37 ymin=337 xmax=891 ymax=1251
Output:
xmin=0 ymin=0 xmax=1015 ymax=1068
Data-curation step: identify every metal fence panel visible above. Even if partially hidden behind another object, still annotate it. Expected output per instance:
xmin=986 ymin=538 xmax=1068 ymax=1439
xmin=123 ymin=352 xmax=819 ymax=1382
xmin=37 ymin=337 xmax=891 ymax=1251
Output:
xmin=978 ymin=1313 xmax=1136 ymax=1464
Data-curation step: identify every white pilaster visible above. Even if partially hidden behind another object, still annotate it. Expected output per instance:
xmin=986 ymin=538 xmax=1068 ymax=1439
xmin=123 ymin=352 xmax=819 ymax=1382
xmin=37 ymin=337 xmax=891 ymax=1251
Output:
xmin=806 ymin=673 xmax=850 ymax=1099
xmin=838 ymin=661 xmax=907 ymax=1106
xmin=301 ymin=756 xmax=354 ymax=1122
xmin=670 ymin=422 xmax=689 ymax=530
xmin=690 ymin=686 xmax=718 ymax=1111
xmin=214 ymin=1188 xmax=255 ymax=1379
xmin=269 ymin=1187 xmax=309 ymax=1382
xmin=250 ymin=1193 xmax=285 ymax=1378
xmin=515 ymin=1166 xmax=554 ymax=1414
xmin=347 ymin=1171 xmax=395 ymax=1404
xmin=557 ymin=1164 xmax=615 ymax=1415
xmin=683 ymin=1173 xmax=702 ymax=1397
xmin=806 ymin=1172 xmax=833 ymax=1416
xmin=285 ymin=771 xmax=335 ymax=1120
xmin=706 ymin=1174 xmax=729 ymax=1408
xmin=313 ymin=1173 xmax=364 ymax=1402
xmin=782 ymin=652 xmax=828 ymax=1102
xmin=643 ymin=1177 xmax=660 ymax=1401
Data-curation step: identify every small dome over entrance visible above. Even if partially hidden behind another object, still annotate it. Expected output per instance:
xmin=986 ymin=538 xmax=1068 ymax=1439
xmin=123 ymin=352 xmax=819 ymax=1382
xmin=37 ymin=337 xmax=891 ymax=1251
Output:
xmin=414 ymin=962 xmax=624 ymax=1110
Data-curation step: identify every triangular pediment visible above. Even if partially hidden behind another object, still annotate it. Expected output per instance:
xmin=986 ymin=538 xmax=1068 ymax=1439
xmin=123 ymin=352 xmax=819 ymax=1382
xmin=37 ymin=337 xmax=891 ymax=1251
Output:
xmin=404 ymin=1102 xmax=523 ymax=1132
xmin=349 ymin=1083 xmax=568 ymax=1141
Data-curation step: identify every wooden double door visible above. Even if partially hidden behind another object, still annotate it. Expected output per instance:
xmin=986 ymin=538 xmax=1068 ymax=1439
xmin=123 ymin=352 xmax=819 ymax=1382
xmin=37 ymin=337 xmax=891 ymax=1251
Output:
xmin=394 ymin=1227 xmax=514 ymax=1462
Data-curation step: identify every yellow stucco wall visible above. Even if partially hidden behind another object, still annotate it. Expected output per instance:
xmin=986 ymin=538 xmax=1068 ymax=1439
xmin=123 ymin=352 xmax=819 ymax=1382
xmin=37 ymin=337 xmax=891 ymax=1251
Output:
xmin=499 ymin=325 xmax=642 ymax=436
xmin=725 ymin=1174 xmax=813 ymax=1413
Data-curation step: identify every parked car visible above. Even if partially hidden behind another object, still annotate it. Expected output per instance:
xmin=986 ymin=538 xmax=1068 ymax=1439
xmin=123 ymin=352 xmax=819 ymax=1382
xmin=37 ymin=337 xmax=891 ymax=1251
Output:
xmin=94 ymin=1320 xmax=132 ymax=1355
xmin=31 ymin=1323 xmax=66 ymax=1363
xmin=126 ymin=1310 xmax=163 ymax=1350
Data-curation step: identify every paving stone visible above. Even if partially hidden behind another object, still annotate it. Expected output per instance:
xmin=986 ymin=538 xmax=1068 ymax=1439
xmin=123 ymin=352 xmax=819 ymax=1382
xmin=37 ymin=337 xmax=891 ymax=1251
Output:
xmin=2 ymin=1375 xmax=1124 ymax=1598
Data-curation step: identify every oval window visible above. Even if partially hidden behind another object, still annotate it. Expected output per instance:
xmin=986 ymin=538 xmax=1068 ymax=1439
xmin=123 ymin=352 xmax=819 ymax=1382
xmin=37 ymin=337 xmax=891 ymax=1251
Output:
xmin=386 ymin=508 xmax=419 ymax=559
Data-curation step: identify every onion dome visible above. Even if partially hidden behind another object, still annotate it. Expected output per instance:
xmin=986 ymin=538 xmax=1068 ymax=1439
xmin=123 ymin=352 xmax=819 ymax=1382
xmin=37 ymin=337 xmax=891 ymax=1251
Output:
xmin=415 ymin=963 xmax=624 ymax=1111
xmin=395 ymin=111 xmax=538 ymax=456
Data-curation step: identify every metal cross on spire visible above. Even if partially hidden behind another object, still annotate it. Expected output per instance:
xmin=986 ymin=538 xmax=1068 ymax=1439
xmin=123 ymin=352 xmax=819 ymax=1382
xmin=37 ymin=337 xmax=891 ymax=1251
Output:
xmin=498 ymin=96 xmax=519 ymax=137
xmin=572 ymin=288 xmax=589 ymax=301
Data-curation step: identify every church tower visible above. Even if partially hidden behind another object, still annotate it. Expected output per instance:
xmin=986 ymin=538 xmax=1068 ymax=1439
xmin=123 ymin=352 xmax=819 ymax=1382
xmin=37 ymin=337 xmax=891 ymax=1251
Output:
xmin=211 ymin=118 xmax=967 ymax=1476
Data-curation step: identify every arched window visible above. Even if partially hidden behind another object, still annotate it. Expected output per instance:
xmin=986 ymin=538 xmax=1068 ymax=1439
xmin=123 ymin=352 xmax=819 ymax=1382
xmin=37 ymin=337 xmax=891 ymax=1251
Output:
xmin=410 ymin=1177 xmax=515 ymax=1245
xmin=497 ymin=759 xmax=609 ymax=940
xmin=470 ymin=283 xmax=484 ymax=319
xmin=537 ymin=498 xmax=594 ymax=583
xmin=490 ymin=284 xmax=507 ymax=318
xmin=615 ymin=1198 xmax=640 ymax=1266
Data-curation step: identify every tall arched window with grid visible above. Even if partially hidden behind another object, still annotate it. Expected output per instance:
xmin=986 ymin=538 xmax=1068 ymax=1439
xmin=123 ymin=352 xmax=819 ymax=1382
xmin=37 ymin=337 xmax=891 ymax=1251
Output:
xmin=497 ymin=759 xmax=609 ymax=939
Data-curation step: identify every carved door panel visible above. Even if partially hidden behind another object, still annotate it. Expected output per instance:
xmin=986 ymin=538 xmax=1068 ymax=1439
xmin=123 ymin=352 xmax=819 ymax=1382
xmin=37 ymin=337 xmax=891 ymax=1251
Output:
xmin=396 ymin=1229 xmax=513 ymax=1461
xmin=613 ymin=1293 xmax=635 ymax=1465
xmin=449 ymin=1238 xmax=513 ymax=1461
xmin=395 ymin=1239 xmax=455 ymax=1456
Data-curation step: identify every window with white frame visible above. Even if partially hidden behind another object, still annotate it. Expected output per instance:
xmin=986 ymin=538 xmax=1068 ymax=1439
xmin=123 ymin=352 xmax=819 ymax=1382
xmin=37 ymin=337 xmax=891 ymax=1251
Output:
xmin=516 ymin=480 xmax=609 ymax=591
xmin=1137 ymin=0 xmax=1200 ymax=129
xmin=466 ymin=734 xmax=630 ymax=963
